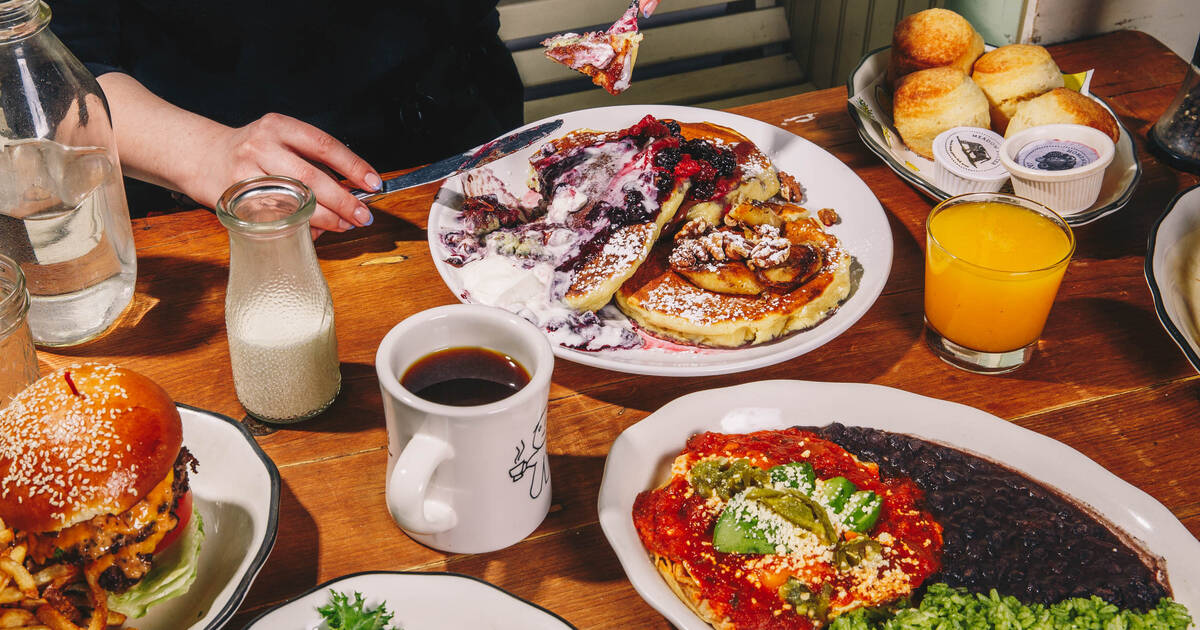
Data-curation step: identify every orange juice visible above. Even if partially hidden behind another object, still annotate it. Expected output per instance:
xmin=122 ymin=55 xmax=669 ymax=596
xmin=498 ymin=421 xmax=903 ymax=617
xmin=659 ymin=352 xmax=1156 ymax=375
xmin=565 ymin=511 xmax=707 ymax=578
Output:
xmin=925 ymin=200 xmax=1074 ymax=353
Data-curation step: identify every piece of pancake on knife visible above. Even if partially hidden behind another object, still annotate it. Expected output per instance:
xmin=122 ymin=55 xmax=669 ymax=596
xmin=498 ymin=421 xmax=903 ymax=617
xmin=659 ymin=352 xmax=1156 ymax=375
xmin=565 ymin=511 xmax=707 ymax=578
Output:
xmin=541 ymin=0 xmax=643 ymax=94
xmin=615 ymin=201 xmax=850 ymax=347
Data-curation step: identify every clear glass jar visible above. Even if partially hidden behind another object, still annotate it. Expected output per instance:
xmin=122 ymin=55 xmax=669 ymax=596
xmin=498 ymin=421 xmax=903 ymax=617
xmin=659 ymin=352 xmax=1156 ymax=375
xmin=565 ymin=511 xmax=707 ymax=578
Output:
xmin=217 ymin=176 xmax=341 ymax=424
xmin=0 ymin=252 xmax=38 ymax=406
xmin=0 ymin=0 xmax=137 ymax=346
xmin=1150 ymin=34 xmax=1200 ymax=173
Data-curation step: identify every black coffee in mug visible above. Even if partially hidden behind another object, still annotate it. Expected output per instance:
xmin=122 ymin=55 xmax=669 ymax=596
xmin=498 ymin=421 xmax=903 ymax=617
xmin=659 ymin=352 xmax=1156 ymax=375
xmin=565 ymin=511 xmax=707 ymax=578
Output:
xmin=401 ymin=346 xmax=530 ymax=406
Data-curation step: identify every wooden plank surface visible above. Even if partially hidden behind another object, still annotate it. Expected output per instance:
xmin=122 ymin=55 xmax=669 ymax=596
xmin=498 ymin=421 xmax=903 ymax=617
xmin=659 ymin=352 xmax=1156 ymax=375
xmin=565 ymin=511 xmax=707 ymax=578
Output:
xmin=28 ymin=29 xmax=1200 ymax=630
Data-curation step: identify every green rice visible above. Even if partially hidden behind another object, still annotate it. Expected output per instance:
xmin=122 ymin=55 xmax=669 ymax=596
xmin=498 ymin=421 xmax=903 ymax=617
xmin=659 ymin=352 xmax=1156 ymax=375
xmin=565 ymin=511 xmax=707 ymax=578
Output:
xmin=829 ymin=583 xmax=1193 ymax=630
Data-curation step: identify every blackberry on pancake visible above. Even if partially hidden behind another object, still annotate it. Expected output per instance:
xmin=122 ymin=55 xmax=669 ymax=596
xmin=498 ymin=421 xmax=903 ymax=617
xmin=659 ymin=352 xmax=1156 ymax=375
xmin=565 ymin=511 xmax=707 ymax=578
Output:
xmin=0 ymin=364 xmax=203 ymax=622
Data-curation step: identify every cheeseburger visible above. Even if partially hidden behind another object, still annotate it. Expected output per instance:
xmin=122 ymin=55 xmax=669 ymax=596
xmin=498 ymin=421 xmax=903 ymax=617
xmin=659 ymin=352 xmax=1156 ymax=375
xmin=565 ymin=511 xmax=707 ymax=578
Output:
xmin=0 ymin=364 xmax=203 ymax=626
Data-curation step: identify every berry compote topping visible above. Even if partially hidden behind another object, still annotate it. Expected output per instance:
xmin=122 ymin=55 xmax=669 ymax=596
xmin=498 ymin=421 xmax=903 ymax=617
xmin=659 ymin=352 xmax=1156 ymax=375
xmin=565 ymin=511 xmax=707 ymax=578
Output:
xmin=615 ymin=115 xmax=742 ymax=204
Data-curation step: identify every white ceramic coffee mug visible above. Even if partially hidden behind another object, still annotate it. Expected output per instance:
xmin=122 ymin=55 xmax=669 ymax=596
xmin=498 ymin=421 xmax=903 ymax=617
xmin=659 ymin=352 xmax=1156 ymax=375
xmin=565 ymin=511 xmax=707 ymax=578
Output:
xmin=375 ymin=304 xmax=554 ymax=553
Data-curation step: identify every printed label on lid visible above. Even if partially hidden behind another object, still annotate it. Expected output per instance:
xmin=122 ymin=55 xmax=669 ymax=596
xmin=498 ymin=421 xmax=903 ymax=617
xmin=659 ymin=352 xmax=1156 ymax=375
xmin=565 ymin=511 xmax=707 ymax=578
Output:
xmin=933 ymin=128 xmax=1005 ymax=178
xmin=1016 ymin=140 xmax=1099 ymax=171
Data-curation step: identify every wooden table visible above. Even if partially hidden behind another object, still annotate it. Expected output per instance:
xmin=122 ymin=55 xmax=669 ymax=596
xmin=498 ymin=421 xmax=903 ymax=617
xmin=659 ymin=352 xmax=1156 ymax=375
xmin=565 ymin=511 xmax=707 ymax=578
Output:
xmin=36 ymin=29 xmax=1200 ymax=629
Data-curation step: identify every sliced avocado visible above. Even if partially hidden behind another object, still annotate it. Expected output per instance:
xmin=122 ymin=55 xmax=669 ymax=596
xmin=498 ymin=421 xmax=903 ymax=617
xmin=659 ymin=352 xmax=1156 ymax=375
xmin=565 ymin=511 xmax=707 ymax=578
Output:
xmin=769 ymin=461 xmax=816 ymax=495
xmin=712 ymin=502 xmax=776 ymax=554
xmin=841 ymin=490 xmax=883 ymax=533
xmin=815 ymin=476 xmax=856 ymax=513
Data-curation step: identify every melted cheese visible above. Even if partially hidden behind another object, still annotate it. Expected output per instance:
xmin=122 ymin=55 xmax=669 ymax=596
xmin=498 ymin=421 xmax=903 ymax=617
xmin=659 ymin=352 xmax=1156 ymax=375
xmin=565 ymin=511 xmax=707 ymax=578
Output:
xmin=31 ymin=469 xmax=178 ymax=588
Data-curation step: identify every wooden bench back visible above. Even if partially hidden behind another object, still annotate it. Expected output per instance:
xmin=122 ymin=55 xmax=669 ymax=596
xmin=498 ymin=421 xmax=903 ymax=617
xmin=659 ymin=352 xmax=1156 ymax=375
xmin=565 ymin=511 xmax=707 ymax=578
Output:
xmin=500 ymin=0 xmax=942 ymax=122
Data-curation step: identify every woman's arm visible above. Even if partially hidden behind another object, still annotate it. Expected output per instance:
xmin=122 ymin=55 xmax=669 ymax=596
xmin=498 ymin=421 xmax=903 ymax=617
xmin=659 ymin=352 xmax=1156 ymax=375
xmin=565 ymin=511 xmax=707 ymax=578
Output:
xmin=98 ymin=72 xmax=379 ymax=236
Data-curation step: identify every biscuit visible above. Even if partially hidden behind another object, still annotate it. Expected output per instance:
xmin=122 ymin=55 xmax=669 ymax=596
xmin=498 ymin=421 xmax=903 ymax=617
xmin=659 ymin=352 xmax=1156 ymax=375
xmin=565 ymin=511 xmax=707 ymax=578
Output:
xmin=888 ymin=8 xmax=984 ymax=87
xmin=1004 ymin=87 xmax=1120 ymax=143
xmin=972 ymin=44 xmax=1064 ymax=133
xmin=892 ymin=67 xmax=991 ymax=160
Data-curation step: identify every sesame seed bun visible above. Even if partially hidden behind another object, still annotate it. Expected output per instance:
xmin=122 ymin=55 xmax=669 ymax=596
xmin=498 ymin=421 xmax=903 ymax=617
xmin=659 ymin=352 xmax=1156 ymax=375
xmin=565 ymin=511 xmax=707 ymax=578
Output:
xmin=892 ymin=67 xmax=991 ymax=160
xmin=1004 ymin=87 xmax=1121 ymax=143
xmin=0 ymin=364 xmax=182 ymax=533
xmin=972 ymin=44 xmax=1065 ymax=133
xmin=887 ymin=8 xmax=984 ymax=88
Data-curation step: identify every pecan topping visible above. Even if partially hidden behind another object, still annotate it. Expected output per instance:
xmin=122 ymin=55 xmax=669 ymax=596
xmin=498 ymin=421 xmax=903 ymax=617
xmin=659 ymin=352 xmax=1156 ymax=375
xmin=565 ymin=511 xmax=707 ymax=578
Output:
xmin=778 ymin=170 xmax=804 ymax=202
xmin=669 ymin=238 xmax=707 ymax=270
xmin=818 ymin=208 xmax=839 ymax=227
xmin=700 ymin=230 xmax=750 ymax=263
xmin=745 ymin=225 xmax=792 ymax=270
xmin=675 ymin=217 xmax=713 ymax=241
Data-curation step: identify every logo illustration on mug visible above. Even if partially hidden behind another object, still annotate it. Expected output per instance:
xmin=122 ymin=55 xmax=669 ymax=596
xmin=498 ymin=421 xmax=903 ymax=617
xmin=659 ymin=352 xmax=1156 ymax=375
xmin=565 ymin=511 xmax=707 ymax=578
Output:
xmin=508 ymin=410 xmax=550 ymax=499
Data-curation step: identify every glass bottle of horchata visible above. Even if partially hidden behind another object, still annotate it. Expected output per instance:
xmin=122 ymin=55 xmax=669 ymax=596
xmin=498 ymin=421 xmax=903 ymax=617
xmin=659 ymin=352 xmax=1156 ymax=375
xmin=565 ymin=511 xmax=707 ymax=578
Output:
xmin=0 ymin=0 xmax=137 ymax=346
xmin=217 ymin=176 xmax=341 ymax=424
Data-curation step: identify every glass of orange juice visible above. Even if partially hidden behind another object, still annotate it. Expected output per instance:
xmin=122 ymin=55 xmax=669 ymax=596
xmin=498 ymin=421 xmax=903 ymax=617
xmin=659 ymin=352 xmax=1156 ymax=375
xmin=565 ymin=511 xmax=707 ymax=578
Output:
xmin=924 ymin=192 xmax=1075 ymax=373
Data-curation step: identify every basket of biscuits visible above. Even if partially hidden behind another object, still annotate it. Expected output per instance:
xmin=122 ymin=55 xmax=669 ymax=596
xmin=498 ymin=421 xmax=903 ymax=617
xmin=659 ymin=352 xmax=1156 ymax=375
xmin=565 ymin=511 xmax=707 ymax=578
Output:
xmin=847 ymin=8 xmax=1140 ymax=225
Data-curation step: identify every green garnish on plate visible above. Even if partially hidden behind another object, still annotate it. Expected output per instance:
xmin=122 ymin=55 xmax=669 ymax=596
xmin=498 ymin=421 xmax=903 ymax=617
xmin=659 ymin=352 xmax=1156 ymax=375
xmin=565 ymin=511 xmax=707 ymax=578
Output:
xmin=317 ymin=590 xmax=400 ymax=630
xmin=829 ymin=583 xmax=1192 ymax=630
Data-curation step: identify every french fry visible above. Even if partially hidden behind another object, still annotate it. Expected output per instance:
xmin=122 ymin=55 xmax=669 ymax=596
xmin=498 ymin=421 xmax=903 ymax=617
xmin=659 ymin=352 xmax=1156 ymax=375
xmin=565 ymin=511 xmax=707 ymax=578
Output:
xmin=0 ymin=608 xmax=36 ymax=627
xmin=6 ymin=548 xmax=25 ymax=566
xmin=102 ymin=612 xmax=123 ymax=627
xmin=34 ymin=605 xmax=81 ymax=630
xmin=0 ymin=589 xmax=22 ymax=605
xmin=30 ymin=568 xmax=72 ymax=589
xmin=0 ymin=528 xmax=13 ymax=546
xmin=0 ymin=564 xmax=33 ymax=599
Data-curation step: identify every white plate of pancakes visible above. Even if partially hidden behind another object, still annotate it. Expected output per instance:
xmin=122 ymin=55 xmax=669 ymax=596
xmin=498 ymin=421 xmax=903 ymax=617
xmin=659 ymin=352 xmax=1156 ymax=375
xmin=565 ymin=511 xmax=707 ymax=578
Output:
xmin=597 ymin=380 xmax=1200 ymax=630
xmin=427 ymin=105 xmax=893 ymax=377
xmin=847 ymin=46 xmax=1140 ymax=226
xmin=244 ymin=571 xmax=575 ymax=629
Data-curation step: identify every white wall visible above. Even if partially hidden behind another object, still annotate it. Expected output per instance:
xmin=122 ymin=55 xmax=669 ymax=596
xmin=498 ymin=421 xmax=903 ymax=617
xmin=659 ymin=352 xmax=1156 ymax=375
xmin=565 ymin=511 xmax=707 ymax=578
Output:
xmin=944 ymin=0 xmax=1026 ymax=45
xmin=1021 ymin=0 xmax=1199 ymax=61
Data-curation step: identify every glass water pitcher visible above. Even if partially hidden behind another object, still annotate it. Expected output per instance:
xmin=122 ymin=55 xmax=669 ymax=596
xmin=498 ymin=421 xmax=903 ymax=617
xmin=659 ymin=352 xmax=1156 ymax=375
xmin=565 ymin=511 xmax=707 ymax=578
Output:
xmin=0 ymin=0 xmax=137 ymax=346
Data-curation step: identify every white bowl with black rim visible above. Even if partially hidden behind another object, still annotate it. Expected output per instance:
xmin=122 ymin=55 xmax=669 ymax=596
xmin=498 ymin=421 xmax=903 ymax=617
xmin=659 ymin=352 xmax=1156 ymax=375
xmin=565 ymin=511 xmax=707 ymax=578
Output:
xmin=134 ymin=404 xmax=280 ymax=630
xmin=1145 ymin=183 xmax=1200 ymax=372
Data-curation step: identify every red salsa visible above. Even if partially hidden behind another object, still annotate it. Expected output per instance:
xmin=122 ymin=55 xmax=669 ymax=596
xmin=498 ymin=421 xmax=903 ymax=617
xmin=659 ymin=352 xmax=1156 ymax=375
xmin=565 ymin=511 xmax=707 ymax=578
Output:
xmin=632 ymin=428 xmax=943 ymax=630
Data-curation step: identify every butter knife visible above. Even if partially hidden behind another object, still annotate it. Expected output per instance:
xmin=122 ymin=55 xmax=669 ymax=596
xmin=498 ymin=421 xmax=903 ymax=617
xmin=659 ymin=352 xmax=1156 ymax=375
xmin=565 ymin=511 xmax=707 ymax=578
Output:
xmin=348 ymin=119 xmax=564 ymax=201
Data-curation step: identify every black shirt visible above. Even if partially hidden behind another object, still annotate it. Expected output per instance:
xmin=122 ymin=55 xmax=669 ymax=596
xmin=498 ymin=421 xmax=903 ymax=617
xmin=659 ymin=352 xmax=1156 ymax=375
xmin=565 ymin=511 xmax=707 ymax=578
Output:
xmin=49 ymin=0 xmax=524 ymax=212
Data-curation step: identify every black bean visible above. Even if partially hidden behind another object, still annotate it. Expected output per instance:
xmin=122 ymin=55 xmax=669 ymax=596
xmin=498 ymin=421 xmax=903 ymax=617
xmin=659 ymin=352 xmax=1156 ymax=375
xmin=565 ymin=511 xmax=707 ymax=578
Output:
xmin=801 ymin=423 xmax=1168 ymax=610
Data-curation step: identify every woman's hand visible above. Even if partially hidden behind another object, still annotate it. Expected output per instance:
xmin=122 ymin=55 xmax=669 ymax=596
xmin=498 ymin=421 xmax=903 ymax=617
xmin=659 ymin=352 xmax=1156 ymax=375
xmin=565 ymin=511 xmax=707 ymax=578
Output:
xmin=97 ymin=72 xmax=380 ymax=239
xmin=194 ymin=114 xmax=381 ymax=236
xmin=639 ymin=0 xmax=660 ymax=17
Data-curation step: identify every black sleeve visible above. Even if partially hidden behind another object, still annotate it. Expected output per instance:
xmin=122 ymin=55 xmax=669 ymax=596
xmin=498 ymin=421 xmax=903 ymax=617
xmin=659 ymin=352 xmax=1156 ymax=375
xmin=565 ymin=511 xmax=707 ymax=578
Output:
xmin=48 ymin=1 xmax=123 ymax=77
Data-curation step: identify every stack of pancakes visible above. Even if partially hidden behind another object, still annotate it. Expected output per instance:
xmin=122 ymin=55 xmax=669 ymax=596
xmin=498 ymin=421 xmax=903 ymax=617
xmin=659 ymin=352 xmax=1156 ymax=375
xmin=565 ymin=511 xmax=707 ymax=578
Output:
xmin=551 ymin=120 xmax=850 ymax=348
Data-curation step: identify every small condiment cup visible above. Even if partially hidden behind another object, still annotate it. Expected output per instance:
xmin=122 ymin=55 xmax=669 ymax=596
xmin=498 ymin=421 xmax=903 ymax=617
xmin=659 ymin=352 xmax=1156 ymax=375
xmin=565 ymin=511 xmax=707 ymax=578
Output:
xmin=932 ymin=127 xmax=1009 ymax=195
xmin=999 ymin=124 xmax=1115 ymax=215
